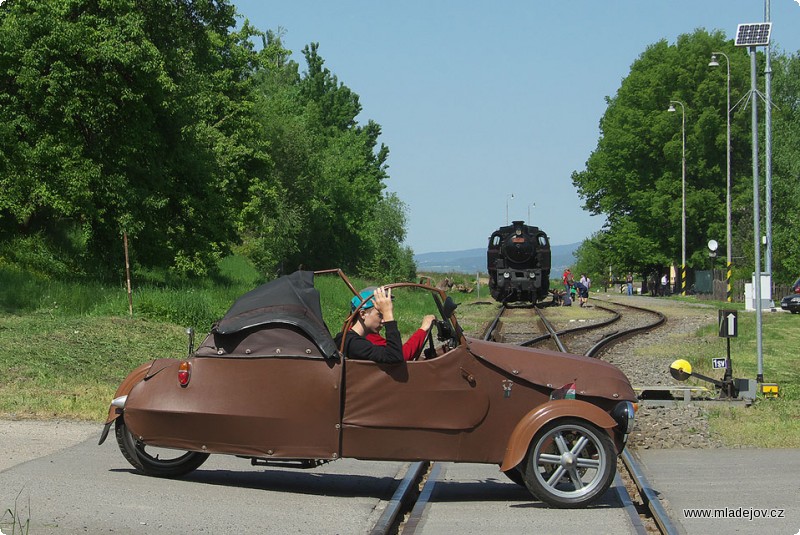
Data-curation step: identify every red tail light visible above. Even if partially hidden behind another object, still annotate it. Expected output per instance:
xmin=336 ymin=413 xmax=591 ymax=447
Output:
xmin=178 ymin=361 xmax=192 ymax=387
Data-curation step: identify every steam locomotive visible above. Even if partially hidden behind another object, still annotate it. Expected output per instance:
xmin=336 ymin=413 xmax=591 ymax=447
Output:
xmin=487 ymin=221 xmax=551 ymax=303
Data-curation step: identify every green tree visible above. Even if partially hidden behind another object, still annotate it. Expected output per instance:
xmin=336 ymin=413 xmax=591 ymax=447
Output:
xmin=769 ymin=51 xmax=800 ymax=282
xmin=240 ymin=40 xmax=406 ymax=278
xmin=572 ymin=29 xmax=754 ymax=281
xmin=0 ymin=0 xmax=266 ymax=277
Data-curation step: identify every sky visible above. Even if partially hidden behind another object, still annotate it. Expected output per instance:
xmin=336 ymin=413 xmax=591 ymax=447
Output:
xmin=231 ymin=0 xmax=800 ymax=254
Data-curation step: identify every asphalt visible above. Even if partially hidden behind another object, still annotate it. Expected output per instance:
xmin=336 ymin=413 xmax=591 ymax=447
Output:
xmin=635 ymin=448 xmax=800 ymax=534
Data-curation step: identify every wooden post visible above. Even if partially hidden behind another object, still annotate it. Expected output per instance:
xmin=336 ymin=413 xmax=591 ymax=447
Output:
xmin=123 ymin=232 xmax=133 ymax=317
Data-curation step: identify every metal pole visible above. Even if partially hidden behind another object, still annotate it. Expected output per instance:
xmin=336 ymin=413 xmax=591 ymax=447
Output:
xmin=681 ymin=104 xmax=686 ymax=297
xmin=750 ymin=46 xmax=764 ymax=382
xmin=711 ymin=52 xmax=733 ymax=302
xmin=764 ymin=0 xmax=773 ymax=304
xmin=668 ymin=100 xmax=687 ymax=296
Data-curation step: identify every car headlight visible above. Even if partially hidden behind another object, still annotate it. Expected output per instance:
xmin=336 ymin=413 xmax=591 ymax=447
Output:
xmin=611 ymin=401 xmax=637 ymax=438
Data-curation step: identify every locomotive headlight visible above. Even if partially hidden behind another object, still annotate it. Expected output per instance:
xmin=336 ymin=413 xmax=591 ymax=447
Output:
xmin=529 ymin=272 xmax=536 ymax=279
xmin=503 ymin=272 xmax=511 ymax=279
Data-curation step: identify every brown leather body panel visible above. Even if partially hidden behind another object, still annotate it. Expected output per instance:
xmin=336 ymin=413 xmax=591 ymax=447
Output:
xmin=124 ymin=356 xmax=342 ymax=458
xmin=341 ymin=346 xmax=551 ymax=463
xmin=342 ymin=347 xmax=488 ymax=430
xmin=103 ymin=361 xmax=152 ymax=425
xmin=465 ymin=338 xmax=637 ymax=401
xmin=119 ymin=332 xmax=634 ymax=464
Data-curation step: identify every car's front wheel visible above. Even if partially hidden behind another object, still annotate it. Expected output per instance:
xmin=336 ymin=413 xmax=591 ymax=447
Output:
xmin=115 ymin=416 xmax=209 ymax=477
xmin=521 ymin=418 xmax=616 ymax=508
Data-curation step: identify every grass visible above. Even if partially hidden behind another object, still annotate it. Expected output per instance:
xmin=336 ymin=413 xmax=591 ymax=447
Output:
xmin=1 ymin=489 xmax=30 ymax=535
xmin=1 ymin=262 xmax=798 ymax=448
xmin=622 ymin=296 xmax=800 ymax=447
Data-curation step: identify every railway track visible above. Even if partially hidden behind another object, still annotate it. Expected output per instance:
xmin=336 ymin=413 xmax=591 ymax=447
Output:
xmin=367 ymin=298 xmax=677 ymax=535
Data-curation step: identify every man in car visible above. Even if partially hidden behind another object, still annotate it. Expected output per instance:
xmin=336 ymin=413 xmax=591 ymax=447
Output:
xmin=335 ymin=287 xmax=435 ymax=362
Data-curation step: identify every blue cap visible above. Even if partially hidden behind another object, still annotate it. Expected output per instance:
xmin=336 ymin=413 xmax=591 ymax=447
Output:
xmin=351 ymin=288 xmax=377 ymax=311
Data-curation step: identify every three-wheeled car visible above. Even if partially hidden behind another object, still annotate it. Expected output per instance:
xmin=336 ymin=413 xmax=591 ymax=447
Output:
xmin=100 ymin=270 xmax=637 ymax=508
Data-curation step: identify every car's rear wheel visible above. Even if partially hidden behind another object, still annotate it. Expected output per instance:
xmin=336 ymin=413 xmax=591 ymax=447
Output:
xmin=521 ymin=418 xmax=616 ymax=508
xmin=115 ymin=416 xmax=209 ymax=477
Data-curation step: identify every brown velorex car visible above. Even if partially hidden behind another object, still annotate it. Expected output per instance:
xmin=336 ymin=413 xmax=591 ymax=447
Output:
xmin=99 ymin=270 xmax=638 ymax=508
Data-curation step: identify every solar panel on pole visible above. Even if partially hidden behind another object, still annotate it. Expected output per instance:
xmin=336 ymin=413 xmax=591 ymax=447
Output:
xmin=734 ymin=23 xmax=772 ymax=47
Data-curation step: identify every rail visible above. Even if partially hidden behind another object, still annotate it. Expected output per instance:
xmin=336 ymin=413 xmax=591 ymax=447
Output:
xmin=370 ymin=299 xmax=677 ymax=535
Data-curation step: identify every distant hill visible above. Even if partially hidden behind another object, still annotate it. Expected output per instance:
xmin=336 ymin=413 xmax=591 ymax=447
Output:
xmin=414 ymin=243 xmax=580 ymax=275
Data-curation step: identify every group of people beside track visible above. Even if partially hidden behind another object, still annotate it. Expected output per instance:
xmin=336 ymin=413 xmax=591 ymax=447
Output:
xmin=559 ymin=268 xmax=590 ymax=307
xmin=624 ymin=272 xmax=672 ymax=296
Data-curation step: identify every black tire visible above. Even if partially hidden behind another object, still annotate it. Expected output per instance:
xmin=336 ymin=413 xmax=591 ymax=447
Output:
xmin=521 ymin=418 xmax=616 ymax=508
xmin=115 ymin=417 xmax=209 ymax=477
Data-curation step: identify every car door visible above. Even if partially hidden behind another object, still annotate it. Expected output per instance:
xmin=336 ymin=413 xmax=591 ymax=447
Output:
xmin=340 ymin=345 xmax=489 ymax=460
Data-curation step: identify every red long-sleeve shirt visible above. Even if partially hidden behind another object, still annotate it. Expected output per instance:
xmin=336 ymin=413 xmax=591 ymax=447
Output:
xmin=366 ymin=328 xmax=428 ymax=361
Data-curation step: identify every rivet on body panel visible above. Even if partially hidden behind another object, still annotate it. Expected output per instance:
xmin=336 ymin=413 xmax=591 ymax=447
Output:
xmin=546 ymin=383 xmax=553 ymax=388
xmin=335 ymin=423 xmax=341 ymax=429
xmin=275 ymin=348 xmax=281 ymax=354
xmin=245 ymin=348 xmax=251 ymax=354
xmin=306 ymin=349 xmax=312 ymax=354
xmin=613 ymin=393 xmax=619 ymax=398
xmin=512 ymin=370 xmax=519 ymax=375
xmin=267 ymin=449 xmax=274 ymax=455
xmin=217 ymin=349 xmax=224 ymax=355
xmin=332 ymin=453 xmax=338 ymax=459
xmin=202 ymin=445 xmax=207 ymax=450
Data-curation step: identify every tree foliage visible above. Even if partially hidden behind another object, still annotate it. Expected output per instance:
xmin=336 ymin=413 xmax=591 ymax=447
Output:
xmin=769 ymin=51 xmax=800 ymax=280
xmin=0 ymin=1 xmax=414 ymax=281
xmin=572 ymin=29 xmax=800 ymax=284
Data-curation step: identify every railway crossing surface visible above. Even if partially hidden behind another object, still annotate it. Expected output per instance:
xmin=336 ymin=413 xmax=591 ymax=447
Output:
xmin=2 ymin=420 xmax=798 ymax=534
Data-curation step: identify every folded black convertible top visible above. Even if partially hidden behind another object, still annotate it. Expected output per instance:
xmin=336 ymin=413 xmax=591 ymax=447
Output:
xmin=210 ymin=270 xmax=338 ymax=358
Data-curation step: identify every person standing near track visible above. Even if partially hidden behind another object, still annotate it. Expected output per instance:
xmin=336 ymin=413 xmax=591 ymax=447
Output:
xmin=563 ymin=268 xmax=573 ymax=293
xmin=626 ymin=272 xmax=634 ymax=296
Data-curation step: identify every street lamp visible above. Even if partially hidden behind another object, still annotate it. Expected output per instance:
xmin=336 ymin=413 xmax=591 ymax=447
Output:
xmin=709 ymin=52 xmax=732 ymax=302
xmin=668 ymin=100 xmax=686 ymax=296
xmin=506 ymin=193 xmax=514 ymax=225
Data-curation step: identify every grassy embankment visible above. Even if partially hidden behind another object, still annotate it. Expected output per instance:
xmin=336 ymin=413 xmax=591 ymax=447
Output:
xmin=1 ymin=265 xmax=797 ymax=447
xmin=0 ymin=261 xmax=476 ymax=420
xmin=598 ymin=292 xmax=799 ymax=448
xmin=657 ymin=296 xmax=800 ymax=448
